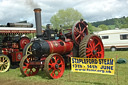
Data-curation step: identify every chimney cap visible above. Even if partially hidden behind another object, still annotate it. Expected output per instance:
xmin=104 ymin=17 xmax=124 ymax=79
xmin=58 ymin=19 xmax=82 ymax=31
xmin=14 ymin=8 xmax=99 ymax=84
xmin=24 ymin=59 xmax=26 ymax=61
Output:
xmin=34 ymin=8 xmax=41 ymax=12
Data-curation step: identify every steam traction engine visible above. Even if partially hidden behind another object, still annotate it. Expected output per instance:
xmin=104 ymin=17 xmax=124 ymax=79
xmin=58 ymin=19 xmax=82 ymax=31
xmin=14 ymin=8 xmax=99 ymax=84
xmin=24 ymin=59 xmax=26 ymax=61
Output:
xmin=20 ymin=8 xmax=104 ymax=79
xmin=0 ymin=27 xmax=37 ymax=72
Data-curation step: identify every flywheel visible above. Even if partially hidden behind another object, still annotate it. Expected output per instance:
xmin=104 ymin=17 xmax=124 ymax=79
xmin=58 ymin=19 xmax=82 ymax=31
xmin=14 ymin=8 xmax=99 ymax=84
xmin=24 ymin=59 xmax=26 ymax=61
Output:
xmin=72 ymin=20 xmax=88 ymax=46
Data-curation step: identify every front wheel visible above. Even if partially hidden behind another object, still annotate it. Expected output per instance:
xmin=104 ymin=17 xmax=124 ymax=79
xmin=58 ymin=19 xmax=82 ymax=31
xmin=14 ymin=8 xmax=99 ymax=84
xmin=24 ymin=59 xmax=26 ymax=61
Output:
xmin=0 ymin=55 xmax=10 ymax=72
xmin=44 ymin=53 xmax=65 ymax=79
xmin=20 ymin=54 xmax=39 ymax=76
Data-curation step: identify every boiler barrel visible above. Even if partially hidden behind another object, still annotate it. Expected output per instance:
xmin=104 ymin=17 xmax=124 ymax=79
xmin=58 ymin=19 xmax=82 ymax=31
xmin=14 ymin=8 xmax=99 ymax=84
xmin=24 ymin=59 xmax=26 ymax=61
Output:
xmin=47 ymin=40 xmax=73 ymax=55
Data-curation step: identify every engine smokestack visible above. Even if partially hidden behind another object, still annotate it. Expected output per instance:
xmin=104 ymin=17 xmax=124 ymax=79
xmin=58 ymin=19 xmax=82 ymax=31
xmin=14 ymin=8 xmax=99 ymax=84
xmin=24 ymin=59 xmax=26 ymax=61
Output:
xmin=34 ymin=8 xmax=42 ymax=38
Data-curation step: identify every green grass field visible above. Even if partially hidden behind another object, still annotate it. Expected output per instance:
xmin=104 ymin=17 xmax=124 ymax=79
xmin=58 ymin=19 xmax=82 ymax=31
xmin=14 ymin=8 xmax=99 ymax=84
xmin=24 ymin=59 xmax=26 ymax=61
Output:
xmin=0 ymin=51 xmax=128 ymax=85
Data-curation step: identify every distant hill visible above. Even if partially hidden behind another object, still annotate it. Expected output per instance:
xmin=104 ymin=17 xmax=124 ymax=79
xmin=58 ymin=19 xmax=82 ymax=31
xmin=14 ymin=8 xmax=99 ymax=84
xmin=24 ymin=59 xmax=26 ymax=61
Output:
xmin=91 ymin=16 xmax=128 ymax=29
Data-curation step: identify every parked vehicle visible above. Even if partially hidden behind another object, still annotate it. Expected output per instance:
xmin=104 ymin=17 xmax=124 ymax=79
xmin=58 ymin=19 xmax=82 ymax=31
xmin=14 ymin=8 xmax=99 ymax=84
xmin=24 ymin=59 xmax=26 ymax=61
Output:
xmin=0 ymin=27 xmax=41 ymax=72
xmin=19 ymin=8 xmax=104 ymax=79
xmin=94 ymin=29 xmax=128 ymax=51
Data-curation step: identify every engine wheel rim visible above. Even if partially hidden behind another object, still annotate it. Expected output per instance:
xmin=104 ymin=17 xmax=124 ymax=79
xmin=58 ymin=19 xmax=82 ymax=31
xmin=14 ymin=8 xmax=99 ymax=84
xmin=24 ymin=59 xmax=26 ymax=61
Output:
xmin=23 ymin=42 xmax=33 ymax=56
xmin=44 ymin=53 xmax=65 ymax=79
xmin=86 ymin=36 xmax=104 ymax=58
xmin=72 ymin=21 xmax=88 ymax=46
xmin=20 ymin=54 xmax=39 ymax=76
xmin=0 ymin=55 xmax=10 ymax=72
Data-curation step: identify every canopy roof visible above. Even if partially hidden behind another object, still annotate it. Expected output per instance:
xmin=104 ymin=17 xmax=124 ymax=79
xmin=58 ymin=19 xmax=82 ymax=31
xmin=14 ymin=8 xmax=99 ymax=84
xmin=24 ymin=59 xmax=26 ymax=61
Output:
xmin=0 ymin=27 xmax=44 ymax=34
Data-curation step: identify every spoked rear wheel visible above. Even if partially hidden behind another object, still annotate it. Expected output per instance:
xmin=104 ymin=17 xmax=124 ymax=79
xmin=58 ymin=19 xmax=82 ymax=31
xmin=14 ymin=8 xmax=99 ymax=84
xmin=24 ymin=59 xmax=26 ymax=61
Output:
xmin=0 ymin=55 xmax=10 ymax=72
xmin=44 ymin=53 xmax=65 ymax=79
xmin=20 ymin=54 xmax=39 ymax=76
xmin=79 ymin=34 xmax=104 ymax=58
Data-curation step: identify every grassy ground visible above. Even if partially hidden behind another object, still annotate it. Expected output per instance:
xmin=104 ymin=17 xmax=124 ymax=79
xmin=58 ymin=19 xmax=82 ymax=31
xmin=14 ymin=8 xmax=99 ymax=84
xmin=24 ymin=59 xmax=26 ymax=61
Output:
xmin=0 ymin=51 xmax=128 ymax=85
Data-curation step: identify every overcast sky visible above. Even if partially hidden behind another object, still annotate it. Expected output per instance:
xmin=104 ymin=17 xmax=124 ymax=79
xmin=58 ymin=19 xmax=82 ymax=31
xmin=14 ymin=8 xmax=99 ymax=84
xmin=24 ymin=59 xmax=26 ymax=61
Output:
xmin=0 ymin=0 xmax=128 ymax=26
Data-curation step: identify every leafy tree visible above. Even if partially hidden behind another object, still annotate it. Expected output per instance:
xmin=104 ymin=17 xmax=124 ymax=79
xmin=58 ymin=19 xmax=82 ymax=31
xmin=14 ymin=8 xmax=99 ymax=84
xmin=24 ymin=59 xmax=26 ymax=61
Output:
xmin=88 ymin=23 xmax=101 ymax=33
xmin=98 ymin=24 xmax=109 ymax=30
xmin=125 ymin=17 xmax=128 ymax=24
xmin=42 ymin=25 xmax=46 ymax=29
xmin=121 ymin=24 xmax=128 ymax=28
xmin=26 ymin=33 xmax=35 ymax=39
xmin=108 ymin=25 xmax=116 ymax=29
xmin=50 ymin=8 xmax=83 ymax=29
xmin=114 ymin=19 xmax=122 ymax=28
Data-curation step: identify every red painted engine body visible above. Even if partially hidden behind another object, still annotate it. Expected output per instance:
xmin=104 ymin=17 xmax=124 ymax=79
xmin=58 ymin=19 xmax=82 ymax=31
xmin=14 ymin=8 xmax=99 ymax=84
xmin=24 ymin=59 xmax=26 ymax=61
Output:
xmin=1 ymin=37 xmax=30 ymax=62
xmin=47 ymin=39 xmax=73 ymax=55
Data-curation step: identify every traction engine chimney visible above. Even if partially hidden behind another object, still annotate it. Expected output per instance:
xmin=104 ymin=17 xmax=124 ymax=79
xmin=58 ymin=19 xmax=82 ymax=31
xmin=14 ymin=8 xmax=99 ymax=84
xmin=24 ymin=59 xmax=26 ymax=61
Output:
xmin=34 ymin=8 xmax=42 ymax=38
